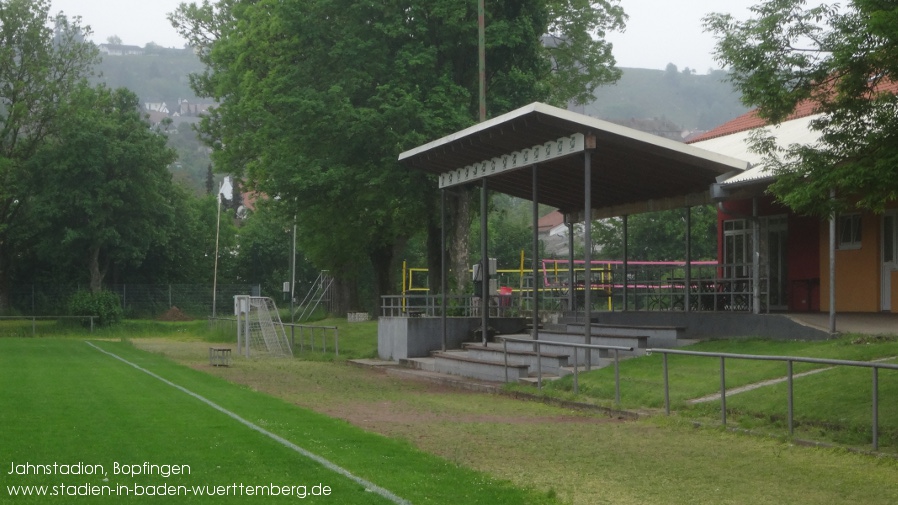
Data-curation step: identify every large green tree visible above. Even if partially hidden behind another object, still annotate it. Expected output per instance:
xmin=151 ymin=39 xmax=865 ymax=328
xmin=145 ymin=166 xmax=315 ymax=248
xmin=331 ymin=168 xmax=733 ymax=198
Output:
xmin=0 ymin=0 xmax=99 ymax=308
xmin=170 ymin=0 xmax=626 ymax=312
xmin=25 ymin=85 xmax=178 ymax=292
xmin=705 ymin=0 xmax=898 ymax=216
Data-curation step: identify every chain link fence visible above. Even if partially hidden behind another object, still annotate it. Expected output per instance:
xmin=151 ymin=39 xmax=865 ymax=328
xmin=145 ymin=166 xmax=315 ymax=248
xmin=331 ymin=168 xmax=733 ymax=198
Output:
xmin=5 ymin=284 xmax=260 ymax=318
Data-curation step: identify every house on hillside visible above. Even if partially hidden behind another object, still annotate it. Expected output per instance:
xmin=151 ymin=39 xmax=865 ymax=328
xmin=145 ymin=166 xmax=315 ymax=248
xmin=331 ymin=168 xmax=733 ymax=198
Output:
xmin=692 ymin=98 xmax=898 ymax=313
xmin=98 ymin=44 xmax=144 ymax=56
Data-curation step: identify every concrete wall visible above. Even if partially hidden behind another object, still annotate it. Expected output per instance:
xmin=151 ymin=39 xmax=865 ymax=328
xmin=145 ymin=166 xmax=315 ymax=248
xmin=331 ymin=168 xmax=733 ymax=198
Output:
xmin=378 ymin=317 xmax=527 ymax=361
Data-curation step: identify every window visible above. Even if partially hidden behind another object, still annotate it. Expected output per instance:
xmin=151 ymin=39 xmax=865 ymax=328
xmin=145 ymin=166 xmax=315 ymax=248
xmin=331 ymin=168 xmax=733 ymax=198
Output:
xmin=838 ymin=214 xmax=862 ymax=249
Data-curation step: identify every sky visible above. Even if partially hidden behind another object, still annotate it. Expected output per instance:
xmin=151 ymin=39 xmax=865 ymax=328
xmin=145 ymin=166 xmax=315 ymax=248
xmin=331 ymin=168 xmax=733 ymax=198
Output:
xmin=50 ymin=0 xmax=763 ymax=73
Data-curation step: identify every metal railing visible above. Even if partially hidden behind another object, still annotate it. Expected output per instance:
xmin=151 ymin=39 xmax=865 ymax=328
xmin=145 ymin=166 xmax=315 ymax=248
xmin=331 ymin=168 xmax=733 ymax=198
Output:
xmin=285 ymin=323 xmax=339 ymax=356
xmin=207 ymin=318 xmax=339 ymax=357
xmin=647 ymin=348 xmax=898 ymax=451
xmin=497 ymin=336 xmax=632 ymax=401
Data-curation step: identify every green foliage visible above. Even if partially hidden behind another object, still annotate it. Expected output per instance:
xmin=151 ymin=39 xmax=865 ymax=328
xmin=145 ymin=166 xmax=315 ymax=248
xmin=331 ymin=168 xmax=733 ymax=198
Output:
xmin=170 ymin=0 xmax=628 ymax=311
xmin=704 ymin=0 xmax=898 ymax=216
xmin=0 ymin=0 xmax=99 ymax=307
xmin=590 ymin=205 xmax=719 ymax=261
xmin=25 ymin=84 xmax=178 ymax=292
xmin=67 ymin=290 xmax=123 ymax=326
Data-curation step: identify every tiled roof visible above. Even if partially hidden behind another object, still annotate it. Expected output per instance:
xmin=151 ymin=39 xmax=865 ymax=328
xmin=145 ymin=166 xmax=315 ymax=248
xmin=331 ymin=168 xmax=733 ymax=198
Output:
xmin=688 ymin=100 xmax=820 ymax=144
xmin=689 ymin=79 xmax=898 ymax=144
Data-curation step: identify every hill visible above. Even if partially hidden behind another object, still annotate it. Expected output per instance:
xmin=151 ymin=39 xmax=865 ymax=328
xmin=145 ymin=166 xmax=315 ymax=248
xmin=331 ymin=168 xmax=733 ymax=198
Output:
xmin=90 ymin=52 xmax=750 ymax=193
xmin=582 ymin=65 xmax=750 ymax=138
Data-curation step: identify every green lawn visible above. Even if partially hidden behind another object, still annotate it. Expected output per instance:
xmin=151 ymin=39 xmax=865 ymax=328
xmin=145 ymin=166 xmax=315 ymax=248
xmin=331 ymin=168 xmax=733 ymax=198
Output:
xmin=536 ymin=336 xmax=898 ymax=450
xmin=0 ymin=338 xmax=556 ymax=504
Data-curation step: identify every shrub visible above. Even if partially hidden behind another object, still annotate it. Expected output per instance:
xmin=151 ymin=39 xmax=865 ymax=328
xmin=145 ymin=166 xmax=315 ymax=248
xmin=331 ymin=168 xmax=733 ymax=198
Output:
xmin=68 ymin=290 xmax=124 ymax=327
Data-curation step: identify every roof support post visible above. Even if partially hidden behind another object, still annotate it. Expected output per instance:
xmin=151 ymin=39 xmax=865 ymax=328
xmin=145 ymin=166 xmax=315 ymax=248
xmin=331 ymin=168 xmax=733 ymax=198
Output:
xmin=622 ymin=215 xmax=629 ymax=311
xmin=532 ymin=164 xmax=540 ymax=351
xmin=440 ymin=189 xmax=447 ymax=351
xmin=566 ymin=219 xmax=575 ymax=312
xmin=829 ymin=189 xmax=837 ymax=334
xmin=583 ymin=147 xmax=593 ymax=370
xmin=481 ymin=178 xmax=489 ymax=345
xmin=752 ymin=197 xmax=761 ymax=315
xmin=685 ymin=206 xmax=692 ymax=312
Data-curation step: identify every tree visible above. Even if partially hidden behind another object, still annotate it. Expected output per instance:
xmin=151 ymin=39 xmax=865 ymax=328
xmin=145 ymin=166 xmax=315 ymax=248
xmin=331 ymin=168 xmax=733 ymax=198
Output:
xmin=170 ymin=0 xmax=627 ymax=312
xmin=107 ymin=35 xmax=122 ymax=45
xmin=0 ymin=0 xmax=99 ymax=308
xmin=704 ymin=0 xmax=898 ymax=216
xmin=25 ymin=85 xmax=178 ymax=292
xmin=589 ymin=206 xmax=719 ymax=261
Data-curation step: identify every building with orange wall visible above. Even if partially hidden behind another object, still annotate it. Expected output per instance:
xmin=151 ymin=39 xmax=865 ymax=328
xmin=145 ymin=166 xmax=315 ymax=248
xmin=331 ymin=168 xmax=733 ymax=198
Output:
xmin=691 ymin=99 xmax=898 ymax=314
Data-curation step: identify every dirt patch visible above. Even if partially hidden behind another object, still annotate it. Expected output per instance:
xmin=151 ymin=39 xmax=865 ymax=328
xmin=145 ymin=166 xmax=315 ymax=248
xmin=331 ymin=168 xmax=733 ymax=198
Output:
xmin=157 ymin=306 xmax=193 ymax=322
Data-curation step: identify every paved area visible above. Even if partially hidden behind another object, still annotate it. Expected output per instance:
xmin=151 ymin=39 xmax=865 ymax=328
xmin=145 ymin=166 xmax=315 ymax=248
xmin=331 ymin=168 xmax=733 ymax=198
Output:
xmin=789 ymin=312 xmax=898 ymax=335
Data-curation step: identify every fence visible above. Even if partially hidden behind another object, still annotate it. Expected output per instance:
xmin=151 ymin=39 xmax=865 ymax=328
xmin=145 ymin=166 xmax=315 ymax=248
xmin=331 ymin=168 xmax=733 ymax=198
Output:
xmin=5 ymin=284 xmax=259 ymax=318
xmin=207 ymin=318 xmax=339 ymax=356
xmin=648 ymin=348 xmax=898 ymax=451
xmin=0 ymin=315 xmax=97 ymax=336
xmin=285 ymin=323 xmax=339 ymax=356
xmin=382 ymin=260 xmax=768 ymax=317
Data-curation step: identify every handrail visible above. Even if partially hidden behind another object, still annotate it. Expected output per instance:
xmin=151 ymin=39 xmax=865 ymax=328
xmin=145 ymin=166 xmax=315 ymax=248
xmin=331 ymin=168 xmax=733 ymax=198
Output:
xmin=646 ymin=347 xmax=898 ymax=451
xmin=284 ymin=323 xmax=339 ymax=356
xmin=498 ymin=335 xmax=633 ymax=402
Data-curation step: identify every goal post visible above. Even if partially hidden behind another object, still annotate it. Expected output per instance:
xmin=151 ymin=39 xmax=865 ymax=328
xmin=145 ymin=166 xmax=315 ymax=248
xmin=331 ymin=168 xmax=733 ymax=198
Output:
xmin=234 ymin=295 xmax=292 ymax=358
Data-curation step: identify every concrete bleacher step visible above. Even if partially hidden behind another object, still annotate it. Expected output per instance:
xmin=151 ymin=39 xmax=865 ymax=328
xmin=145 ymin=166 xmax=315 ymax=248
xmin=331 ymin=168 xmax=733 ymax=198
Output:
xmin=462 ymin=342 xmax=570 ymax=377
xmin=399 ymin=357 xmax=436 ymax=372
xmin=566 ymin=322 xmax=685 ymax=348
xmin=432 ymin=350 xmax=530 ymax=382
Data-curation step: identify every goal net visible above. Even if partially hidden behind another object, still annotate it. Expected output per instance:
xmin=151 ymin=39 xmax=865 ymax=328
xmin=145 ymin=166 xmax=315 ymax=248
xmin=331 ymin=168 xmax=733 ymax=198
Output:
xmin=234 ymin=296 xmax=292 ymax=358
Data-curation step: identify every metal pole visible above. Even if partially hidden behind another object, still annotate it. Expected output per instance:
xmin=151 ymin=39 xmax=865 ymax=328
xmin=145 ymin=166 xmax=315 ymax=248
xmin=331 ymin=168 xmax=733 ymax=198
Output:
xmin=873 ymin=367 xmax=879 ymax=451
xmin=567 ymin=220 xmax=575 ymax=312
xmin=787 ymin=360 xmax=794 ymax=437
xmin=291 ymin=217 xmax=297 ymax=324
xmin=573 ymin=348 xmax=579 ymax=394
xmin=481 ymin=178 xmax=489 ymax=345
xmin=441 ymin=189 xmax=447 ymax=351
xmin=752 ymin=197 xmax=761 ymax=314
xmin=685 ymin=207 xmax=692 ymax=312
xmin=720 ymin=356 xmax=727 ymax=427
xmin=829 ymin=190 xmax=837 ymax=333
xmin=532 ymin=165 xmax=540 ymax=352
xmin=614 ymin=349 xmax=621 ymax=405
xmin=537 ymin=342 xmax=543 ymax=390
xmin=661 ymin=352 xmax=670 ymax=415
xmin=503 ymin=339 xmax=508 ymax=383
xmin=622 ymin=215 xmax=629 ymax=310
xmin=584 ymin=149 xmax=592 ymax=370
xmin=212 ymin=188 xmax=223 ymax=317
xmin=478 ymin=0 xmax=486 ymax=122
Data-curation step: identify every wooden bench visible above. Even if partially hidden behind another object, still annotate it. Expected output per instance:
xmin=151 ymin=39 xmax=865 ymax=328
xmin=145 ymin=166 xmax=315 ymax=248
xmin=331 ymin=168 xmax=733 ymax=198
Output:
xmin=209 ymin=347 xmax=232 ymax=367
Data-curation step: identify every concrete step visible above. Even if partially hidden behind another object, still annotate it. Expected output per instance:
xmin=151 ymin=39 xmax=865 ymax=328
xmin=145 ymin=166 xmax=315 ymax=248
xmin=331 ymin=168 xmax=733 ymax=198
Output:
xmin=566 ymin=323 xmax=684 ymax=348
xmin=399 ymin=357 xmax=436 ymax=372
xmin=462 ymin=343 xmax=570 ymax=376
xmin=432 ymin=351 xmax=530 ymax=382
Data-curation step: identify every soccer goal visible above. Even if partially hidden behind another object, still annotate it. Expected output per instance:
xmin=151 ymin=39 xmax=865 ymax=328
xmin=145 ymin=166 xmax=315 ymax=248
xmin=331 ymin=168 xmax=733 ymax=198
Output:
xmin=234 ymin=296 xmax=292 ymax=358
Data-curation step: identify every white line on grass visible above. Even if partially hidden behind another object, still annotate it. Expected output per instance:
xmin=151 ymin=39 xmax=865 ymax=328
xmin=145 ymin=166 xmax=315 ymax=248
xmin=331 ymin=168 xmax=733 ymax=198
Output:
xmin=85 ymin=341 xmax=412 ymax=505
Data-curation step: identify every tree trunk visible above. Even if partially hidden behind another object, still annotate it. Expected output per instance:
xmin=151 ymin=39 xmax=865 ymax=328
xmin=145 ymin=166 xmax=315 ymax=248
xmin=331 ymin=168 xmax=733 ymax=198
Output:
xmin=368 ymin=238 xmax=404 ymax=313
xmin=329 ymin=274 xmax=358 ymax=317
xmin=88 ymin=247 xmax=108 ymax=293
xmin=0 ymin=246 xmax=9 ymax=313
xmin=448 ymin=189 xmax=473 ymax=295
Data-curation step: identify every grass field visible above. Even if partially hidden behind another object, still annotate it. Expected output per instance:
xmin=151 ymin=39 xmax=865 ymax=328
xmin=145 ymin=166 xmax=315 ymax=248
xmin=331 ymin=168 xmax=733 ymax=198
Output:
xmin=0 ymin=338 xmax=556 ymax=504
xmin=4 ymin=321 xmax=898 ymax=504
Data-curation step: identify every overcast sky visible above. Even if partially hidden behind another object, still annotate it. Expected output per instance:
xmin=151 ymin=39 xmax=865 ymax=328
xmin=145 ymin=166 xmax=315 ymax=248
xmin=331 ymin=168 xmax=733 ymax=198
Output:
xmin=50 ymin=0 xmax=767 ymax=73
